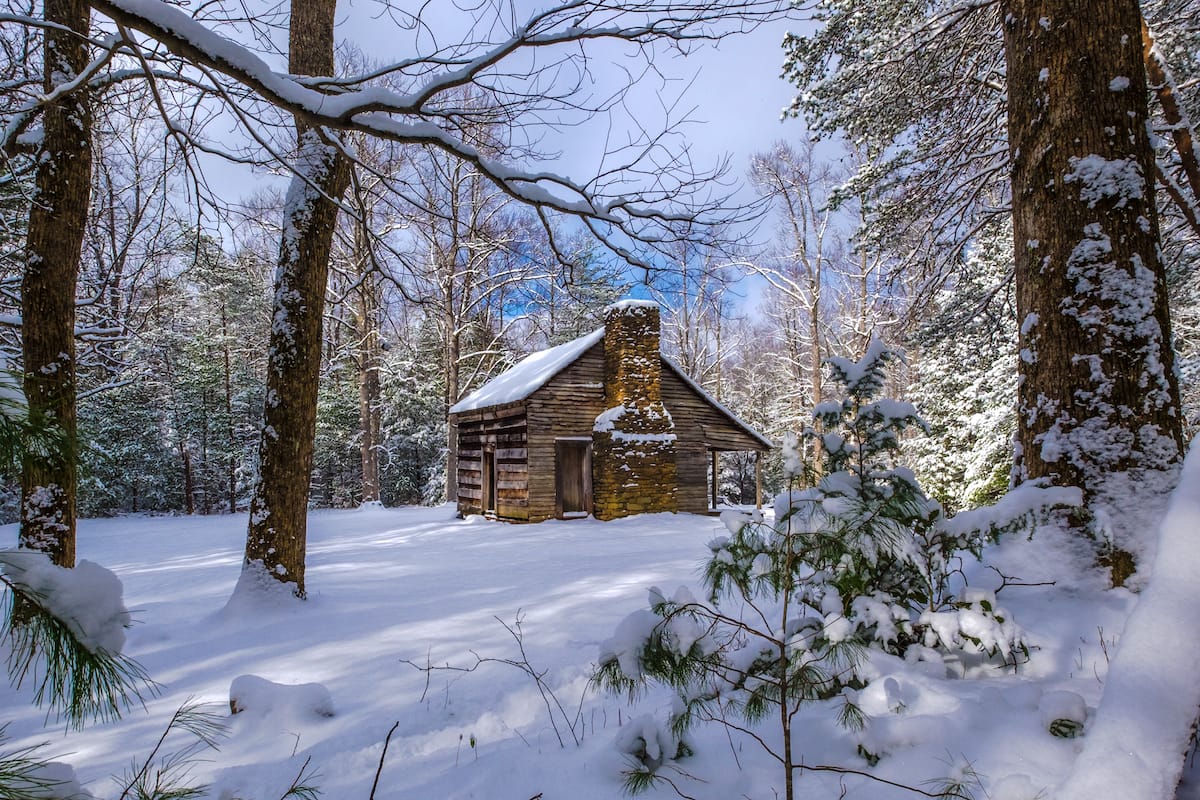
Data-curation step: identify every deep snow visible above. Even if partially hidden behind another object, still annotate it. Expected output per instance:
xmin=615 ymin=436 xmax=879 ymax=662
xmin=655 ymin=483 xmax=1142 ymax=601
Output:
xmin=0 ymin=478 xmax=1195 ymax=799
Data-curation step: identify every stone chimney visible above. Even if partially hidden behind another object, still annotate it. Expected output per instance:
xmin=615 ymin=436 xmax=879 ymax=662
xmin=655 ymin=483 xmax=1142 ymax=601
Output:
xmin=592 ymin=301 xmax=678 ymax=519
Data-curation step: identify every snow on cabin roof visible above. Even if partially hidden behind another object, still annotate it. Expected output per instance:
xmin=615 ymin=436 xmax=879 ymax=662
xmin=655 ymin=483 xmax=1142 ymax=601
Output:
xmin=449 ymin=326 xmax=772 ymax=450
xmin=449 ymin=327 xmax=605 ymax=414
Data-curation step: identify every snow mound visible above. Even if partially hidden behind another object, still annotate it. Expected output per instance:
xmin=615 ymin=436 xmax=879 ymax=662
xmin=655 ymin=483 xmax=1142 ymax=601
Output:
xmin=10 ymin=760 xmax=93 ymax=799
xmin=1055 ymin=437 xmax=1200 ymax=800
xmin=229 ymin=675 xmax=335 ymax=719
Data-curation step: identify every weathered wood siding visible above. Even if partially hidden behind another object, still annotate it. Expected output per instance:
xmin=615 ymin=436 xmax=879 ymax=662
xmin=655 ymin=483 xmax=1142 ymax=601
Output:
xmin=525 ymin=342 xmax=607 ymax=521
xmin=661 ymin=365 xmax=768 ymax=514
xmin=453 ymin=403 xmax=529 ymax=521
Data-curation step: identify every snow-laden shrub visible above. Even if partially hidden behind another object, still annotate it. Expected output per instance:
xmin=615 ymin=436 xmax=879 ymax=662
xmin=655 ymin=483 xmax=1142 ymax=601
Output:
xmin=595 ymin=338 xmax=1079 ymax=798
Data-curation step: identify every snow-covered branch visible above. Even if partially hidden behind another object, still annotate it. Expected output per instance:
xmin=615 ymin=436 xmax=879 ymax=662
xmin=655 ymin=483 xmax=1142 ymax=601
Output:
xmin=82 ymin=0 xmax=788 ymax=263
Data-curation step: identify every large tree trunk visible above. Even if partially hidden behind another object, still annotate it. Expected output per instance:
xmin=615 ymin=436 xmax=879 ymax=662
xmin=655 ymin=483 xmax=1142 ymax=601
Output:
xmin=20 ymin=0 xmax=93 ymax=567
xmin=242 ymin=0 xmax=350 ymax=598
xmin=1003 ymin=0 xmax=1184 ymax=581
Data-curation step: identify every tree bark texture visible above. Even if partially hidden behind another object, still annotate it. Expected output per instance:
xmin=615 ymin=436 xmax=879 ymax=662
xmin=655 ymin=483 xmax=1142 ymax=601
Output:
xmin=243 ymin=0 xmax=350 ymax=597
xmin=20 ymin=0 xmax=93 ymax=567
xmin=1002 ymin=0 xmax=1184 ymax=557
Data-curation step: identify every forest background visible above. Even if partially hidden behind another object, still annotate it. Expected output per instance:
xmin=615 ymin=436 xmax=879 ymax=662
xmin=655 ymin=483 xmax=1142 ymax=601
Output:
xmin=0 ymin=0 xmax=1197 ymax=538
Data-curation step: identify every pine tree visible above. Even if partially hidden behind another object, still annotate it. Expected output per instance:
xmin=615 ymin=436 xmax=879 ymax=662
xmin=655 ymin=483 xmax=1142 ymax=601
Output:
xmin=1003 ymin=0 xmax=1184 ymax=582
xmin=596 ymin=339 xmax=1063 ymax=799
xmin=909 ymin=221 xmax=1016 ymax=512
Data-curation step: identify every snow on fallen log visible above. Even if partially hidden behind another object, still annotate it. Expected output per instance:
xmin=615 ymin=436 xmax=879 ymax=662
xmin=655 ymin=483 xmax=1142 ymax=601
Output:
xmin=229 ymin=674 xmax=335 ymax=719
xmin=1055 ymin=438 xmax=1200 ymax=800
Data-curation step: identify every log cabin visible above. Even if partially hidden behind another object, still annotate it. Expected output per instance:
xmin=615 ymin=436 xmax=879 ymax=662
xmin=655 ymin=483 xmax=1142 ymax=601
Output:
xmin=448 ymin=301 xmax=772 ymax=522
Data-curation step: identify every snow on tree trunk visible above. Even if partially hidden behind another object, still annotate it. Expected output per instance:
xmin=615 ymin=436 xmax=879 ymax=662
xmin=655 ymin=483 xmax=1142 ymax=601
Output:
xmin=20 ymin=0 xmax=93 ymax=567
xmin=242 ymin=0 xmax=350 ymax=598
xmin=1002 ymin=0 xmax=1185 ymax=580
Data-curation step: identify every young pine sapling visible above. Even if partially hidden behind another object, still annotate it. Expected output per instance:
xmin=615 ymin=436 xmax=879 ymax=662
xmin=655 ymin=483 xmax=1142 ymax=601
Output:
xmin=595 ymin=339 xmax=1078 ymax=799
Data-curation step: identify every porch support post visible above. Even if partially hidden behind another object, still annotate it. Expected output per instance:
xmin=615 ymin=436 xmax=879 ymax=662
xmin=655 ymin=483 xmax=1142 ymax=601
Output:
xmin=755 ymin=451 xmax=763 ymax=511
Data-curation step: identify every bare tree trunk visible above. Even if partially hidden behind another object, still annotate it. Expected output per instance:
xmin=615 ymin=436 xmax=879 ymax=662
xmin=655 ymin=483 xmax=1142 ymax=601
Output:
xmin=1003 ymin=0 xmax=1184 ymax=582
xmin=808 ymin=281 xmax=822 ymax=400
xmin=242 ymin=0 xmax=350 ymax=598
xmin=1142 ymin=17 xmax=1200 ymax=234
xmin=223 ymin=310 xmax=237 ymax=512
xmin=358 ymin=362 xmax=381 ymax=503
xmin=355 ymin=240 xmax=382 ymax=503
xmin=444 ymin=304 xmax=460 ymax=503
xmin=180 ymin=442 xmax=194 ymax=515
xmin=20 ymin=0 xmax=92 ymax=567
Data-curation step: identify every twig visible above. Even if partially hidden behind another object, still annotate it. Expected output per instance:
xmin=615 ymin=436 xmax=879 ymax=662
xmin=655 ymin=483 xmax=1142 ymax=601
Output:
xmin=399 ymin=611 xmax=588 ymax=749
xmin=796 ymin=762 xmax=972 ymax=799
xmin=417 ymin=647 xmax=433 ymax=703
xmin=369 ymin=722 xmax=399 ymax=800
xmin=651 ymin=765 xmax=703 ymax=800
xmin=986 ymin=564 xmax=1056 ymax=590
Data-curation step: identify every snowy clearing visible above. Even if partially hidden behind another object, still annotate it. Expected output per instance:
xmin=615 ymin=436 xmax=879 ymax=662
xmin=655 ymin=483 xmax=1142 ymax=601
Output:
xmin=0 ymin=495 xmax=1193 ymax=799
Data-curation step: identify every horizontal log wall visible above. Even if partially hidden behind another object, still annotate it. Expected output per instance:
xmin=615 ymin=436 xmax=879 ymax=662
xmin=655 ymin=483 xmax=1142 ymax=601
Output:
xmin=453 ymin=404 xmax=529 ymax=520
xmin=451 ymin=341 xmax=769 ymax=523
xmin=661 ymin=367 xmax=767 ymax=514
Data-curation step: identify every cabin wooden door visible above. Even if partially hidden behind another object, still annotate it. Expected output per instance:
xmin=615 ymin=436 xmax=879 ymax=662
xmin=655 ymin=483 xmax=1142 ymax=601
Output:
xmin=555 ymin=439 xmax=592 ymax=518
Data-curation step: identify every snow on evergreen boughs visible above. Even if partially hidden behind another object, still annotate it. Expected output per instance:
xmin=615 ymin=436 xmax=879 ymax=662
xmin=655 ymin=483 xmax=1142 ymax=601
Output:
xmin=0 ymin=552 xmax=129 ymax=655
xmin=596 ymin=340 xmax=1077 ymax=792
xmin=908 ymin=221 xmax=1018 ymax=512
xmin=0 ymin=551 xmax=151 ymax=727
xmin=780 ymin=431 xmax=804 ymax=482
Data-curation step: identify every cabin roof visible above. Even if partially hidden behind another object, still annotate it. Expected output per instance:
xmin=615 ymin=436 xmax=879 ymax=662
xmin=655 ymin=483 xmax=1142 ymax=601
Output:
xmin=449 ymin=326 xmax=772 ymax=450
xmin=448 ymin=327 xmax=604 ymax=414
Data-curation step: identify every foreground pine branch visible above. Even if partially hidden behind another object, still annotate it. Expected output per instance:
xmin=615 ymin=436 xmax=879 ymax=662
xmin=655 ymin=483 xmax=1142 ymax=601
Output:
xmin=0 ymin=726 xmax=60 ymax=800
xmin=1 ymin=568 xmax=155 ymax=728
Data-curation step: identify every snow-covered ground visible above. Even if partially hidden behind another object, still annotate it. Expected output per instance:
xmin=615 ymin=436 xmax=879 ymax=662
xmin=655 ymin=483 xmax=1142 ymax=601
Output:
xmin=0 ymin=488 xmax=1193 ymax=799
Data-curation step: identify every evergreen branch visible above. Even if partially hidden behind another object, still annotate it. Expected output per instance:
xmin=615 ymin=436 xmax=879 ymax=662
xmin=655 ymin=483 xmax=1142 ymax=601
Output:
xmin=276 ymin=756 xmax=321 ymax=800
xmin=117 ymin=700 xmax=226 ymax=800
xmin=1 ymin=574 xmax=155 ymax=728
xmin=0 ymin=726 xmax=59 ymax=800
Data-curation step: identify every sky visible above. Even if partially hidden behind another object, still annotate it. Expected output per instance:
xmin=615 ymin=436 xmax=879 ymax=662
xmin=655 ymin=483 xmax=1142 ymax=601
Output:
xmin=183 ymin=2 xmax=809 ymax=277
xmin=338 ymin=2 xmax=805 ymax=180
